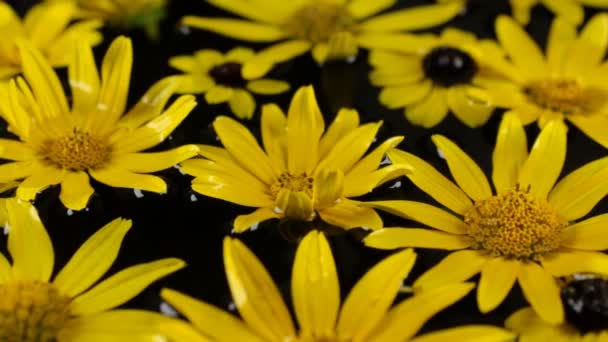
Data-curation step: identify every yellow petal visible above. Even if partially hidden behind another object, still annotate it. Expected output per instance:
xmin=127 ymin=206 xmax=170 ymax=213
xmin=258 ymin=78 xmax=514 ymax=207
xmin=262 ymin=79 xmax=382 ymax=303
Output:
xmin=364 ymin=37 xmax=435 ymax=59
xmin=260 ymin=103 xmax=287 ymax=172
xmin=413 ymin=250 xmax=487 ymax=291
xmin=405 ymin=87 xmax=449 ymax=128
xmin=18 ymin=40 xmax=69 ymax=118
xmin=336 ymin=249 xmax=417 ymax=341
xmin=16 ymin=166 xmax=65 ymax=201
xmin=565 ymin=14 xmax=608 ymax=77
xmin=225 ymin=47 xmax=255 ymax=62
xmin=517 ymin=262 xmax=564 ymax=324
xmin=159 ymin=318 xmax=210 ymax=342
xmin=205 ymin=85 xmax=234 ymax=104
xmin=318 ymin=199 xmax=383 ymax=230
xmin=477 ymin=257 xmax=519 ymax=313
xmin=0 ymin=139 xmax=35 ymax=161
xmin=60 ymin=309 xmax=168 ymax=340
xmin=233 ymin=207 xmax=280 ymax=233
xmin=111 ymin=145 xmax=199 ymax=173
xmin=517 ymin=119 xmax=567 ymax=199
xmin=172 ymin=74 xmax=215 ymax=94
xmin=182 ymin=17 xmax=287 ymax=42
xmin=70 ymin=258 xmax=186 ymax=315
xmin=229 ymin=89 xmax=256 ymax=119
xmin=95 ymin=36 xmax=133 ymax=129
xmin=543 ymin=0 xmax=585 ymax=26
xmin=569 ymin=113 xmax=608 ymax=150
xmin=213 ymin=115 xmax=276 ymax=185
xmin=119 ymin=77 xmax=180 ymax=129
xmin=379 ymin=81 xmax=433 ymax=109
xmin=409 ymin=325 xmax=516 ymax=342
xmin=311 ymin=43 xmax=329 ymax=65
xmin=541 ymin=249 xmax=608 ymax=276
xmin=561 ymin=214 xmax=608 ymax=250
xmin=190 ymin=169 xmax=273 ymax=208
xmin=59 ymin=171 xmax=95 ymax=211
xmin=89 ymin=168 xmax=167 ymax=193
xmin=207 ymin=0 xmax=287 ymax=24
xmin=0 ymin=251 xmax=11 ymax=283
xmin=286 ymin=86 xmax=324 ymax=174
xmin=313 ymin=169 xmax=343 ymax=210
xmin=168 ymin=55 xmax=198 ymax=72
xmin=364 ymin=227 xmax=471 ymax=250
xmin=446 ymin=86 xmax=494 ymax=128
xmin=223 ymin=237 xmax=296 ymax=340
xmin=369 ymin=283 xmax=475 ymax=342
xmin=359 ymin=2 xmax=463 ymax=32
xmin=26 ymin=1 xmax=74 ymax=48
xmin=242 ymin=40 xmax=311 ymax=79
xmin=292 ymin=231 xmax=340 ymax=338
xmin=348 ymin=0 xmax=396 ymax=19
xmin=318 ymin=108 xmax=360 ymax=160
xmin=388 ymin=149 xmax=472 ymax=215
xmin=161 ymin=288 xmax=262 ymax=342
xmin=546 ymin=18 xmax=577 ymax=71
xmin=53 ymin=218 xmax=132 ymax=297
xmin=492 ymin=112 xmax=528 ymax=194
xmin=7 ymin=199 xmax=54 ymax=282
xmin=112 ymin=95 xmax=197 ymax=153
xmin=69 ymin=40 xmax=100 ymax=116
xmin=246 ymin=79 xmax=290 ymax=95
xmin=495 ymin=15 xmax=548 ymax=79
xmin=275 ymin=189 xmax=314 ymax=221
xmin=362 ymin=200 xmax=468 ymax=234
xmin=0 ymin=161 xmax=37 ymax=183
xmin=432 ymin=135 xmax=492 ymax=201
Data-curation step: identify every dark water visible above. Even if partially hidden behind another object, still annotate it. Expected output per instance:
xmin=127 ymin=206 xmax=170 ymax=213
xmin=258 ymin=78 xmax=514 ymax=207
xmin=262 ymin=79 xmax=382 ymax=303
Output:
xmin=5 ymin=0 xmax=608 ymax=334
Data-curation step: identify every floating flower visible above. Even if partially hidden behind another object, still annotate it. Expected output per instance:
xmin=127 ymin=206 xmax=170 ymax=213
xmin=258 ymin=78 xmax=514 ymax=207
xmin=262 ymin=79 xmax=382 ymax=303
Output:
xmin=181 ymin=85 xmax=410 ymax=232
xmin=363 ymin=28 xmax=499 ymax=128
xmin=181 ymin=1 xmax=464 ymax=78
xmin=169 ymin=47 xmax=290 ymax=120
xmin=160 ymin=231 xmax=514 ymax=342
xmin=0 ymin=199 xmax=185 ymax=341
xmin=0 ymin=1 xmax=101 ymax=80
xmin=48 ymin=0 xmax=167 ymax=38
xmin=510 ymin=0 xmax=608 ymax=25
xmin=506 ymin=275 xmax=608 ymax=341
xmin=480 ymin=14 xmax=608 ymax=148
xmin=0 ymin=36 xmax=198 ymax=210
xmin=364 ymin=112 xmax=608 ymax=324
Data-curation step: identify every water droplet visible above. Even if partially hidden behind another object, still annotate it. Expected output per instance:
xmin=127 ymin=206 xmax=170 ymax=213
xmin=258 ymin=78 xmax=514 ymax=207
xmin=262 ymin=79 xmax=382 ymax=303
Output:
xmin=134 ymin=189 xmax=144 ymax=198
xmin=389 ymin=181 xmax=402 ymax=189
xmin=160 ymin=302 xmax=179 ymax=317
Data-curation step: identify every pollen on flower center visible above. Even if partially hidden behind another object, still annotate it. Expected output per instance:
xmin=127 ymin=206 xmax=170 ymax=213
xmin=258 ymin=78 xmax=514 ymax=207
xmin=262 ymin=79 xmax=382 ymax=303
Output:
xmin=283 ymin=3 xmax=355 ymax=43
xmin=524 ymin=79 xmax=607 ymax=115
xmin=41 ymin=129 xmax=111 ymax=171
xmin=270 ymin=172 xmax=314 ymax=198
xmin=463 ymin=186 xmax=566 ymax=260
xmin=0 ymin=281 xmax=71 ymax=342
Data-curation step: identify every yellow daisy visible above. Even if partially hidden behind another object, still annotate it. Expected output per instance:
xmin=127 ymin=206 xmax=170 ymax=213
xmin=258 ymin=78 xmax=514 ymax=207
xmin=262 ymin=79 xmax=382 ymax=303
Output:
xmin=0 ymin=199 xmax=185 ymax=341
xmin=506 ymin=276 xmax=608 ymax=341
xmin=479 ymin=14 xmax=608 ymax=147
xmin=0 ymin=1 xmax=101 ymax=79
xmin=182 ymin=0 xmax=465 ymax=78
xmin=0 ymin=36 xmax=198 ymax=211
xmin=510 ymin=0 xmax=608 ymax=25
xmin=169 ymin=47 xmax=290 ymax=120
xmin=181 ymin=85 xmax=410 ymax=233
xmin=362 ymin=28 xmax=500 ymax=128
xmin=364 ymin=111 xmax=608 ymax=324
xmin=48 ymin=0 xmax=167 ymax=37
xmin=160 ymin=230 xmax=515 ymax=342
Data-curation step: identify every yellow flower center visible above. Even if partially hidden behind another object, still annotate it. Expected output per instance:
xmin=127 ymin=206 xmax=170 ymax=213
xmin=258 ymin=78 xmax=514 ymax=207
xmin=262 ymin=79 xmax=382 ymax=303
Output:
xmin=0 ymin=281 xmax=71 ymax=342
xmin=463 ymin=186 xmax=566 ymax=260
xmin=41 ymin=129 xmax=111 ymax=171
xmin=270 ymin=172 xmax=314 ymax=198
xmin=525 ymin=79 xmax=607 ymax=115
xmin=284 ymin=2 xmax=355 ymax=43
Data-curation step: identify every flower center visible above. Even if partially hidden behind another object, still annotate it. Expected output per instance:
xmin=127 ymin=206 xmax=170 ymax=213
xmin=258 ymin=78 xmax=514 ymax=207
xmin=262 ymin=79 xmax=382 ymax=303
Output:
xmin=422 ymin=46 xmax=478 ymax=87
xmin=209 ymin=62 xmax=246 ymax=87
xmin=0 ymin=281 xmax=71 ymax=342
xmin=463 ymin=186 xmax=566 ymax=260
xmin=561 ymin=276 xmax=608 ymax=334
xmin=524 ymin=79 xmax=607 ymax=115
xmin=41 ymin=129 xmax=111 ymax=171
xmin=283 ymin=2 xmax=355 ymax=43
xmin=270 ymin=172 xmax=314 ymax=199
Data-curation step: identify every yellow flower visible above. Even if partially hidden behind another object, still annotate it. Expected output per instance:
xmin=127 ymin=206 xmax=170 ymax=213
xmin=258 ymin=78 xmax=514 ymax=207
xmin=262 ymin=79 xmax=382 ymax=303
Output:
xmin=181 ymin=85 xmax=410 ymax=233
xmin=48 ymin=0 xmax=167 ymax=37
xmin=363 ymin=28 xmax=500 ymax=128
xmin=510 ymin=0 xmax=608 ymax=25
xmin=0 ymin=36 xmax=198 ymax=211
xmin=181 ymin=0 xmax=465 ymax=78
xmin=0 ymin=1 xmax=101 ymax=80
xmin=479 ymin=14 xmax=608 ymax=148
xmin=364 ymin=111 xmax=608 ymax=325
xmin=160 ymin=230 xmax=515 ymax=342
xmin=0 ymin=199 xmax=185 ymax=341
xmin=169 ymin=47 xmax=290 ymax=120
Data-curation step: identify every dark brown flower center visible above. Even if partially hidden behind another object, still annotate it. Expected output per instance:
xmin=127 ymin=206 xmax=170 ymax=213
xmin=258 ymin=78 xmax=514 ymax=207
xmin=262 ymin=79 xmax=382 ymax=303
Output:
xmin=422 ymin=46 xmax=478 ymax=87
xmin=209 ymin=62 xmax=246 ymax=87
xmin=562 ymin=276 xmax=608 ymax=334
